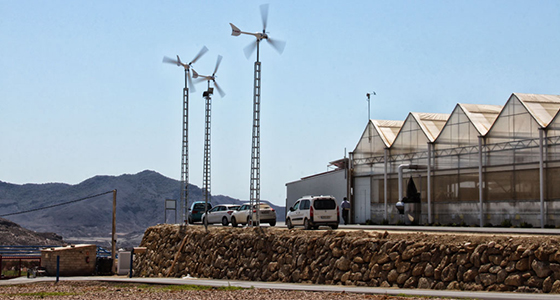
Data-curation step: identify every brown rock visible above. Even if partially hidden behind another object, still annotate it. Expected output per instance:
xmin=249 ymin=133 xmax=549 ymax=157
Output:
xmin=353 ymin=256 xmax=364 ymax=264
xmin=551 ymin=280 xmax=560 ymax=293
xmin=463 ymin=268 xmax=478 ymax=282
xmin=543 ymin=276 xmax=553 ymax=293
xmin=412 ymin=262 xmax=426 ymax=277
xmin=479 ymin=273 xmax=497 ymax=287
xmin=516 ymin=258 xmax=531 ymax=271
xmin=504 ymin=274 xmax=523 ymax=286
xmin=497 ymin=269 xmax=508 ymax=283
xmin=424 ymin=263 xmax=434 ymax=277
xmin=335 ymin=257 xmax=351 ymax=271
xmin=417 ymin=277 xmax=433 ymax=289
xmin=396 ymin=261 xmax=411 ymax=273
xmin=397 ymin=272 xmax=409 ymax=285
xmin=441 ymin=264 xmax=457 ymax=282
xmin=532 ymin=259 xmax=551 ymax=278
xmin=387 ymin=269 xmax=398 ymax=283
xmin=403 ymin=276 xmax=418 ymax=288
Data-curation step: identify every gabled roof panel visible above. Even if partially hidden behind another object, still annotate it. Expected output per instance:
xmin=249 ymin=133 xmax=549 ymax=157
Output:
xmin=514 ymin=93 xmax=560 ymax=128
xmin=371 ymin=120 xmax=404 ymax=148
xmin=458 ymin=103 xmax=502 ymax=135
xmin=410 ymin=112 xmax=450 ymax=142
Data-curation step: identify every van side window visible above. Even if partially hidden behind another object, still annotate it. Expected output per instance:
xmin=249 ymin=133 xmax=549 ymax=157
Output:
xmin=293 ymin=201 xmax=300 ymax=211
xmin=301 ymin=200 xmax=310 ymax=210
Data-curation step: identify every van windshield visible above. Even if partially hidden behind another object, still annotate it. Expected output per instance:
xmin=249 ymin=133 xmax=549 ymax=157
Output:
xmin=314 ymin=198 xmax=336 ymax=209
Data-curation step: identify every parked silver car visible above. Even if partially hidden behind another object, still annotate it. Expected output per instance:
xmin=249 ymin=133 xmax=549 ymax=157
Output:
xmin=231 ymin=203 xmax=277 ymax=227
xmin=201 ymin=204 xmax=240 ymax=226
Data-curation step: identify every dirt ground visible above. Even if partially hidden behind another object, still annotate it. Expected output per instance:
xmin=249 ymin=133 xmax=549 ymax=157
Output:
xmin=0 ymin=281 xmax=461 ymax=300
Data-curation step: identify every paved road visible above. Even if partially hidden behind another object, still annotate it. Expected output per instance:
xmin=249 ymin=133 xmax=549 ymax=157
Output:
xmin=2 ymin=275 xmax=559 ymax=300
xmin=202 ymin=222 xmax=560 ymax=236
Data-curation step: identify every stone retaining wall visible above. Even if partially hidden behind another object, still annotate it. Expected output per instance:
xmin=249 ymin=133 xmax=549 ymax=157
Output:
xmin=133 ymin=225 xmax=560 ymax=293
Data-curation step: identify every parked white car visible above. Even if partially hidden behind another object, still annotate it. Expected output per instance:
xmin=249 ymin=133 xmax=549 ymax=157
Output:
xmin=231 ymin=203 xmax=277 ymax=227
xmin=286 ymin=195 xmax=339 ymax=230
xmin=201 ymin=204 xmax=240 ymax=226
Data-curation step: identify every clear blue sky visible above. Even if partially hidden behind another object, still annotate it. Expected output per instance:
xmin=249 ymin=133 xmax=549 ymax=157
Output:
xmin=1 ymin=1 xmax=559 ymax=206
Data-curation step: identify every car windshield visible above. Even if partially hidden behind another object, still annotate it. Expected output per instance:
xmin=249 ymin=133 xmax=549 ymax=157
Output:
xmin=193 ymin=203 xmax=211 ymax=210
xmin=314 ymin=199 xmax=336 ymax=209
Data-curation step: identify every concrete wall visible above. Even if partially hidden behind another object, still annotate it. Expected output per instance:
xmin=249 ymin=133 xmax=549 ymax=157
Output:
xmin=286 ymin=169 xmax=347 ymax=211
xmin=41 ymin=244 xmax=97 ymax=276
xmin=133 ymin=224 xmax=560 ymax=293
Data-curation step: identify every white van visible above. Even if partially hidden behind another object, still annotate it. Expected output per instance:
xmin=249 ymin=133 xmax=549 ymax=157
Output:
xmin=286 ymin=195 xmax=339 ymax=230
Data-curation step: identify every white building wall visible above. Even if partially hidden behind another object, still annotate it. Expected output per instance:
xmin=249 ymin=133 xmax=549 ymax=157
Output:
xmin=286 ymin=169 xmax=347 ymax=211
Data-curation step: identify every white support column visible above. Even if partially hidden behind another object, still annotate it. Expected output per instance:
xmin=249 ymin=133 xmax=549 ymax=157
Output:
xmin=384 ymin=148 xmax=388 ymax=221
xmin=427 ymin=143 xmax=432 ymax=224
xmin=539 ymin=128 xmax=545 ymax=228
xmin=478 ymin=136 xmax=484 ymax=228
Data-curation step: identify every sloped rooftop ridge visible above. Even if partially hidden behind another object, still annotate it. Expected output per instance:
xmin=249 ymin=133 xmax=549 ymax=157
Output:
xmin=370 ymin=119 xmax=404 ymax=148
xmin=458 ymin=103 xmax=502 ymax=135
xmin=410 ymin=112 xmax=450 ymax=142
xmin=514 ymin=93 xmax=560 ymax=128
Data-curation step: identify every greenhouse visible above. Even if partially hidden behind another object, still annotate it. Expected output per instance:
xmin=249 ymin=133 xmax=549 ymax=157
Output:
xmin=350 ymin=93 xmax=560 ymax=227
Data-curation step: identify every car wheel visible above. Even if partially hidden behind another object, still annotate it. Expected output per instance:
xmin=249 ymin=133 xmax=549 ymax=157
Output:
xmin=330 ymin=224 xmax=339 ymax=230
xmin=247 ymin=216 xmax=251 ymax=226
xmin=222 ymin=217 xmax=229 ymax=226
xmin=231 ymin=217 xmax=238 ymax=227
xmin=304 ymin=218 xmax=311 ymax=230
xmin=269 ymin=220 xmax=276 ymax=227
xmin=188 ymin=217 xmax=193 ymax=224
xmin=286 ymin=218 xmax=293 ymax=229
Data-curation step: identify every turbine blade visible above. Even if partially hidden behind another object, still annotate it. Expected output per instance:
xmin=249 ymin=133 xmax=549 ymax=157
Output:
xmin=213 ymin=55 xmax=223 ymax=75
xmin=260 ymin=3 xmax=269 ymax=32
xmin=244 ymin=42 xmax=257 ymax=59
xmin=162 ymin=56 xmax=179 ymax=65
xmin=190 ymin=46 xmax=209 ymax=65
xmin=267 ymin=38 xmax=286 ymax=54
xmin=214 ymin=81 xmax=226 ymax=98
xmin=193 ymin=76 xmax=207 ymax=84
xmin=188 ymin=71 xmax=196 ymax=93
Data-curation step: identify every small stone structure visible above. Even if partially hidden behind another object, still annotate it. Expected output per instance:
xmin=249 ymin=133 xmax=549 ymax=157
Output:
xmin=133 ymin=225 xmax=560 ymax=293
xmin=41 ymin=244 xmax=97 ymax=276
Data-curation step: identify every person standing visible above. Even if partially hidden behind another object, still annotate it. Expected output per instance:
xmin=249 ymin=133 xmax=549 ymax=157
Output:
xmin=341 ymin=197 xmax=350 ymax=225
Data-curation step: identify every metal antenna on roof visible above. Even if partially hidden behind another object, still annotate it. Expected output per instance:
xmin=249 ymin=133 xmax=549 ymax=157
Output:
xmin=230 ymin=4 xmax=286 ymax=227
xmin=366 ymin=92 xmax=376 ymax=121
xmin=162 ymin=46 xmax=209 ymax=224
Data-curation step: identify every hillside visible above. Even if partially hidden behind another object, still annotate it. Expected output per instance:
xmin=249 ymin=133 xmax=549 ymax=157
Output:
xmin=0 ymin=170 xmax=284 ymax=247
xmin=0 ymin=217 xmax=65 ymax=246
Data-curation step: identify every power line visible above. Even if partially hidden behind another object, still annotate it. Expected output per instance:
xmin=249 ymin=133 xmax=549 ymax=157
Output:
xmin=0 ymin=190 xmax=115 ymax=218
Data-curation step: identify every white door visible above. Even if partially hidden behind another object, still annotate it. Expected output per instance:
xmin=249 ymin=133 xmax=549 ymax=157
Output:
xmin=354 ymin=177 xmax=371 ymax=224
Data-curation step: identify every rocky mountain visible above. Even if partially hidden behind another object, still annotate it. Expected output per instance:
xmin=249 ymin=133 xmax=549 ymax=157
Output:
xmin=0 ymin=217 xmax=65 ymax=246
xmin=0 ymin=170 xmax=285 ymax=248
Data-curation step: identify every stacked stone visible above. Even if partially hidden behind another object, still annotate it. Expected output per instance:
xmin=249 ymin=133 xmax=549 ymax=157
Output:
xmin=133 ymin=225 xmax=560 ymax=293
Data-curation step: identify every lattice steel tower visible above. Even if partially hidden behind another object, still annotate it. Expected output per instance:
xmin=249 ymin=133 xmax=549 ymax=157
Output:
xmin=193 ymin=55 xmax=225 ymax=228
xmin=162 ymin=46 xmax=208 ymax=222
xmin=230 ymin=4 xmax=285 ymax=226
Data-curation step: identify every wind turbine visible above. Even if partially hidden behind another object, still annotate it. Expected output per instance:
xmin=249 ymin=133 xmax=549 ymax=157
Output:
xmin=192 ymin=55 xmax=225 ymax=230
xmin=229 ymin=3 xmax=285 ymax=226
xmin=162 ymin=46 xmax=208 ymax=223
